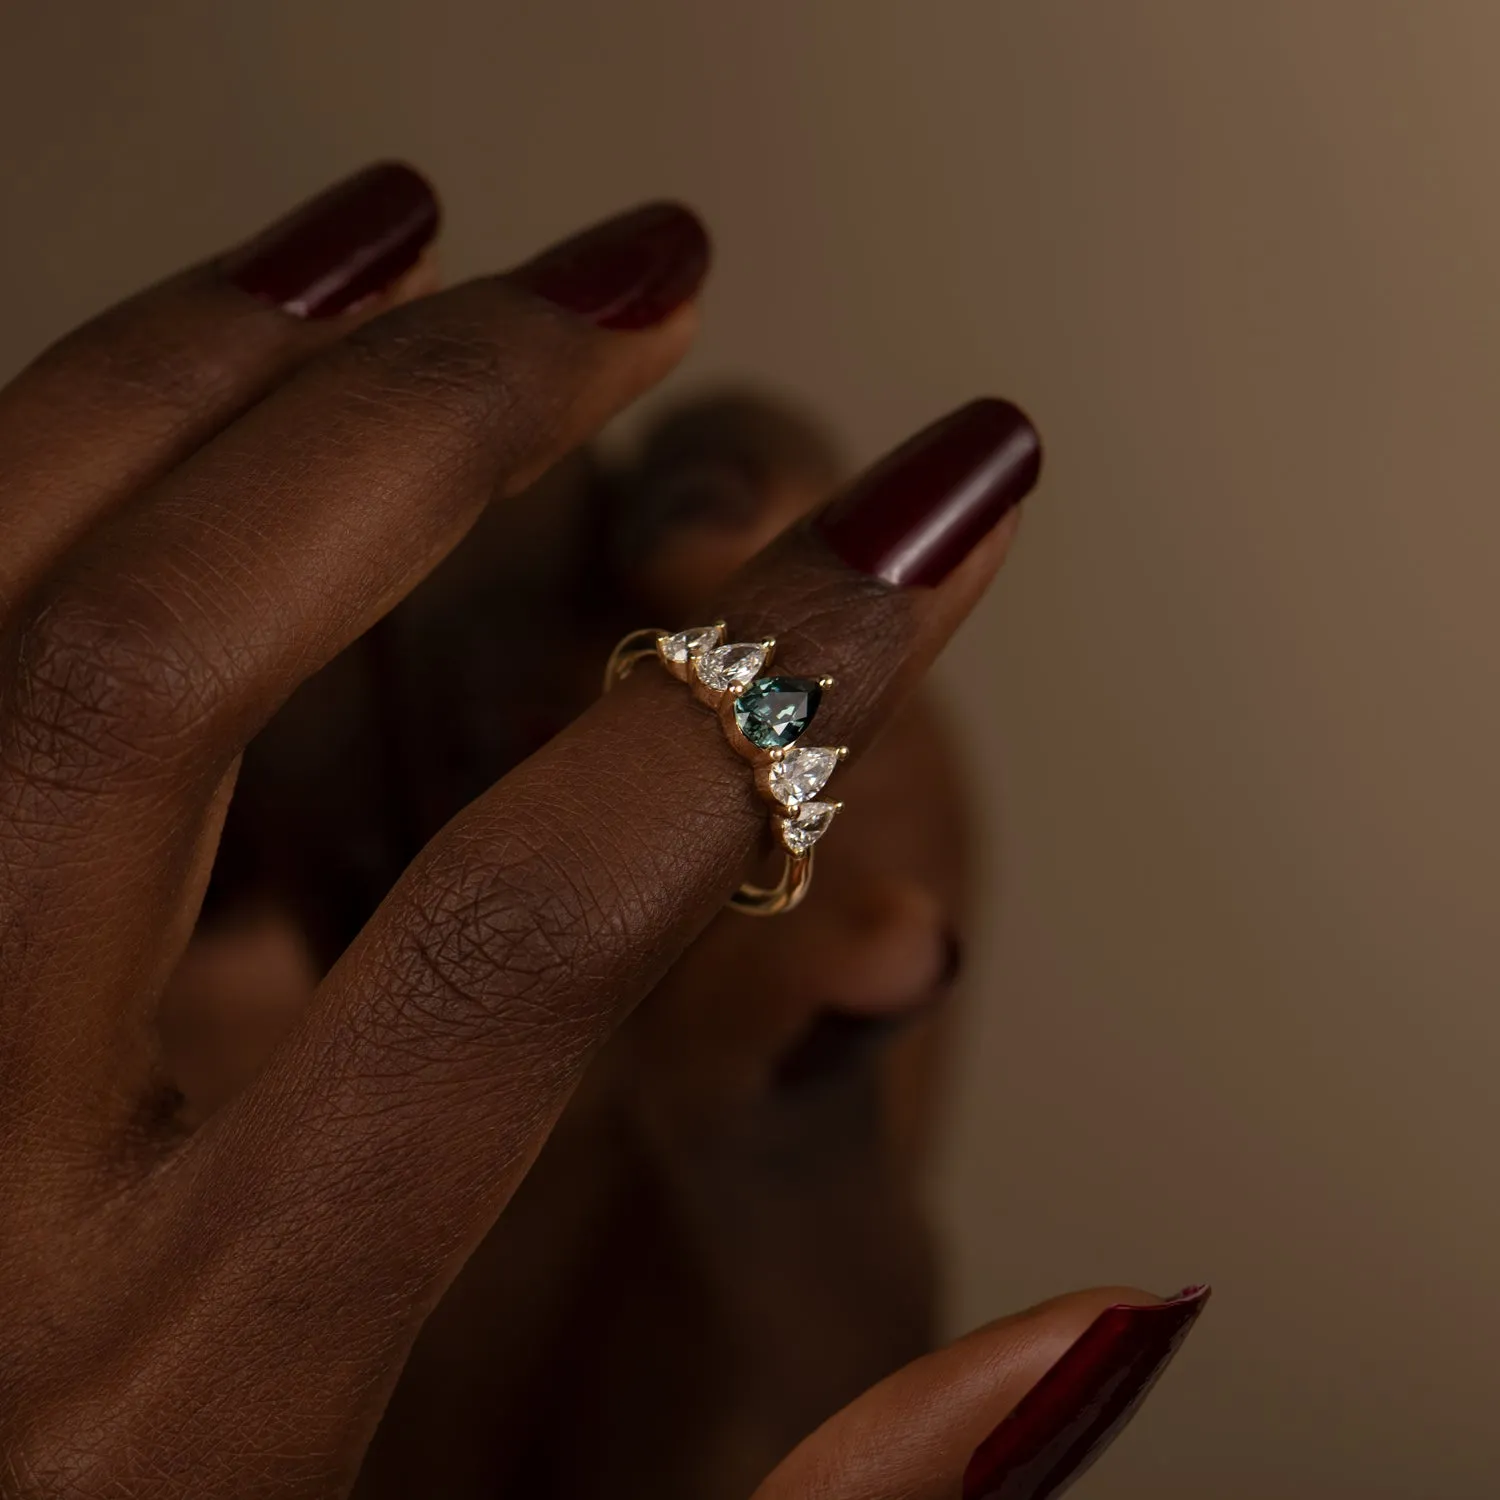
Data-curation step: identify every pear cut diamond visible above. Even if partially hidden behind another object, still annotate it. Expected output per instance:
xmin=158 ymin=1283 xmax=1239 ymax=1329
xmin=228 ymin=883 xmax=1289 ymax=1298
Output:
xmin=767 ymin=746 xmax=839 ymax=807
xmin=658 ymin=623 xmax=722 ymax=666
xmin=779 ymin=801 xmax=838 ymax=856
xmin=695 ymin=642 xmax=768 ymax=692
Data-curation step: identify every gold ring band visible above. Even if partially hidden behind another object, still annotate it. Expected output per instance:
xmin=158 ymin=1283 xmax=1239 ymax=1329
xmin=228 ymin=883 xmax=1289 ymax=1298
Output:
xmin=603 ymin=623 xmax=846 ymax=916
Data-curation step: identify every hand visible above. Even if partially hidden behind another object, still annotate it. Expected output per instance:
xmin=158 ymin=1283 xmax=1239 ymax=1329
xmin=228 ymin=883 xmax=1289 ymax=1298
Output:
xmin=174 ymin=389 xmax=971 ymax=1494
xmin=0 ymin=163 xmax=1202 ymax=1498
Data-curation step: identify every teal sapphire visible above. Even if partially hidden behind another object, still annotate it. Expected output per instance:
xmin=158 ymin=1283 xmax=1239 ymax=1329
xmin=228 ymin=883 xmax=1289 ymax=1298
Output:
xmin=734 ymin=675 xmax=822 ymax=751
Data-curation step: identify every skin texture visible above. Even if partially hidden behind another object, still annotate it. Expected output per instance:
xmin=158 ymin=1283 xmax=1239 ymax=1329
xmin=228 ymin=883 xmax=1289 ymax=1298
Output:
xmin=0 ymin=168 xmax=1198 ymax=1498
xmin=180 ymin=403 xmax=970 ymax=1497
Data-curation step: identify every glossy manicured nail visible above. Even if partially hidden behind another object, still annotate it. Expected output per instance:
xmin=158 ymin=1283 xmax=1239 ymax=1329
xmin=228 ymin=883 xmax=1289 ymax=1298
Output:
xmin=224 ymin=162 xmax=440 ymax=319
xmin=815 ymin=398 xmax=1042 ymax=587
xmin=963 ymin=1286 xmax=1210 ymax=1500
xmin=509 ymin=201 xmax=712 ymax=330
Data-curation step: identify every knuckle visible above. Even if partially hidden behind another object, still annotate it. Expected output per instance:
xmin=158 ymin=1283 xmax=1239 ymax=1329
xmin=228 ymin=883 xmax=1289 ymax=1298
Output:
xmin=335 ymin=308 xmax=520 ymax=433
xmin=363 ymin=826 xmax=611 ymax=1069
xmin=321 ymin=291 xmax=583 ymax=469
xmin=3 ymin=584 xmax=219 ymax=785
xmin=25 ymin=285 xmax=244 ymax=427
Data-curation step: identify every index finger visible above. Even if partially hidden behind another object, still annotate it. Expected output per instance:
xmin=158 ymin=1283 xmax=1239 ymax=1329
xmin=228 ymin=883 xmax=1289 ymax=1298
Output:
xmin=178 ymin=400 xmax=1043 ymax=1471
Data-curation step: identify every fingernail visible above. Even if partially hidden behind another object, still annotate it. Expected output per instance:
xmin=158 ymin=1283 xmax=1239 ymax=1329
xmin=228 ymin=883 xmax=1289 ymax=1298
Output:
xmin=223 ymin=162 xmax=440 ymax=319
xmin=814 ymin=398 xmax=1042 ymax=587
xmin=963 ymin=1287 xmax=1210 ymax=1500
xmin=509 ymin=201 xmax=712 ymax=330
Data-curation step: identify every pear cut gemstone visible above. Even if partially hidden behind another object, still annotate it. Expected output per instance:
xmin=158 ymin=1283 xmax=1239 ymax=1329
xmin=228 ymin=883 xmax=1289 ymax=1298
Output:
xmin=658 ymin=623 xmax=722 ymax=666
xmin=695 ymin=642 xmax=767 ymax=692
xmin=779 ymin=801 xmax=838 ymax=856
xmin=767 ymin=745 xmax=839 ymax=807
xmin=734 ymin=675 xmax=822 ymax=751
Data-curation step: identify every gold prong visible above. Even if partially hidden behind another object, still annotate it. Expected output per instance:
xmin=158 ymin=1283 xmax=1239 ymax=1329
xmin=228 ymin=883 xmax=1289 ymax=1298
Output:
xmin=760 ymin=637 xmax=776 ymax=652
xmin=713 ymin=619 xmax=727 ymax=630
xmin=832 ymin=801 xmax=845 ymax=811
xmin=836 ymin=745 xmax=850 ymax=761
xmin=728 ymin=682 xmax=745 ymax=698
xmin=819 ymin=676 xmax=836 ymax=690
xmin=769 ymin=747 xmax=784 ymax=762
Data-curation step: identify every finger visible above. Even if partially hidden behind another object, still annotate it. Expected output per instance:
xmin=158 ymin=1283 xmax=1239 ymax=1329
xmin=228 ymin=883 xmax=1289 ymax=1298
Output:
xmin=0 ymin=162 xmax=441 ymax=611
xmin=753 ymin=1286 xmax=1210 ymax=1500
xmin=170 ymin=400 xmax=1042 ymax=1474
xmin=614 ymin=394 xmax=968 ymax=1113
xmin=0 ymin=202 xmax=710 ymax=1139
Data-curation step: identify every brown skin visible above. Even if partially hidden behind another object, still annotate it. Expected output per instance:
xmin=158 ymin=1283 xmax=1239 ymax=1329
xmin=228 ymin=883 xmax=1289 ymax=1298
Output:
xmin=0 ymin=194 xmax=1157 ymax=1497
xmin=171 ymin=400 xmax=966 ymax=1497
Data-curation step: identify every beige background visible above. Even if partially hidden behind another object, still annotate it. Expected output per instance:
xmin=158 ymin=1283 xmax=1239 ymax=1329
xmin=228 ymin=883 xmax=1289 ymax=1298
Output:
xmin=2 ymin=3 xmax=1496 ymax=1495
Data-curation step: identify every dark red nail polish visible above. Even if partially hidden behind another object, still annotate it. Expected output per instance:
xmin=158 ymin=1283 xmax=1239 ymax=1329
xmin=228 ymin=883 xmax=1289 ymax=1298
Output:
xmin=963 ymin=1287 xmax=1210 ymax=1500
xmin=508 ymin=201 xmax=711 ymax=330
xmin=223 ymin=161 xmax=440 ymax=319
xmin=815 ymin=398 xmax=1042 ymax=587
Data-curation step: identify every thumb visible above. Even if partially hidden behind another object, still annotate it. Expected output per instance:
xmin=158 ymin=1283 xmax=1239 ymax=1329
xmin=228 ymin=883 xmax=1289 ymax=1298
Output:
xmin=753 ymin=1285 xmax=1209 ymax=1500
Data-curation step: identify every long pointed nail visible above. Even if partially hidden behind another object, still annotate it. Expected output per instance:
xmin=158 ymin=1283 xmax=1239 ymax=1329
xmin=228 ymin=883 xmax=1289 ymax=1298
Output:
xmin=508 ymin=201 xmax=711 ymax=330
xmin=224 ymin=161 xmax=440 ymax=319
xmin=814 ymin=398 xmax=1041 ymax=587
xmin=963 ymin=1287 xmax=1210 ymax=1500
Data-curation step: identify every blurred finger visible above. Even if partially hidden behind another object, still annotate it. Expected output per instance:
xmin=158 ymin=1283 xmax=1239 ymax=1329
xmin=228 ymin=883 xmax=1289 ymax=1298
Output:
xmin=754 ymin=1286 xmax=1210 ymax=1500
xmin=615 ymin=388 xmax=844 ymax=619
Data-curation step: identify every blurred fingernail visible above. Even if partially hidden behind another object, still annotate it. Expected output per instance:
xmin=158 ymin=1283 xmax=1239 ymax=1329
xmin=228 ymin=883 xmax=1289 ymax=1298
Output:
xmin=938 ymin=927 xmax=965 ymax=989
xmin=772 ymin=1008 xmax=918 ymax=1092
xmin=510 ymin=201 xmax=712 ymax=330
xmin=638 ymin=460 xmax=763 ymax=536
xmin=773 ymin=934 xmax=959 ymax=1093
xmin=815 ymin=398 xmax=1042 ymax=587
xmin=224 ymin=161 xmax=440 ymax=319
xmin=963 ymin=1287 xmax=1210 ymax=1500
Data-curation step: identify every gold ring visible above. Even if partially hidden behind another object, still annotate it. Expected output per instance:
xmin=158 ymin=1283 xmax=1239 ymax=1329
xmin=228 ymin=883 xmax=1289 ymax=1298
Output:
xmin=603 ymin=623 xmax=846 ymax=916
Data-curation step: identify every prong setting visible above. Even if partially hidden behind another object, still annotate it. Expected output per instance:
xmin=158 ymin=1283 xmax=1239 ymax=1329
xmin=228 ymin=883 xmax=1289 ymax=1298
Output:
xmin=606 ymin=620 xmax=845 ymax=913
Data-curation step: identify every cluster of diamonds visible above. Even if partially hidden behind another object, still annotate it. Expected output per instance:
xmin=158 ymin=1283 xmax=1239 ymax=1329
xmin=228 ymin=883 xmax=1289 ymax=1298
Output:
xmin=657 ymin=622 xmax=844 ymax=858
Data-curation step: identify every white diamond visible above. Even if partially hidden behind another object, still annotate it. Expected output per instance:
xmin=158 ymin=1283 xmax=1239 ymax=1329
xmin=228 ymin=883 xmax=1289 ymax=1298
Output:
xmin=658 ymin=623 xmax=723 ymax=665
xmin=695 ymin=642 xmax=767 ymax=692
xmin=779 ymin=801 xmax=839 ymax=855
xmin=768 ymin=746 xmax=839 ymax=807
